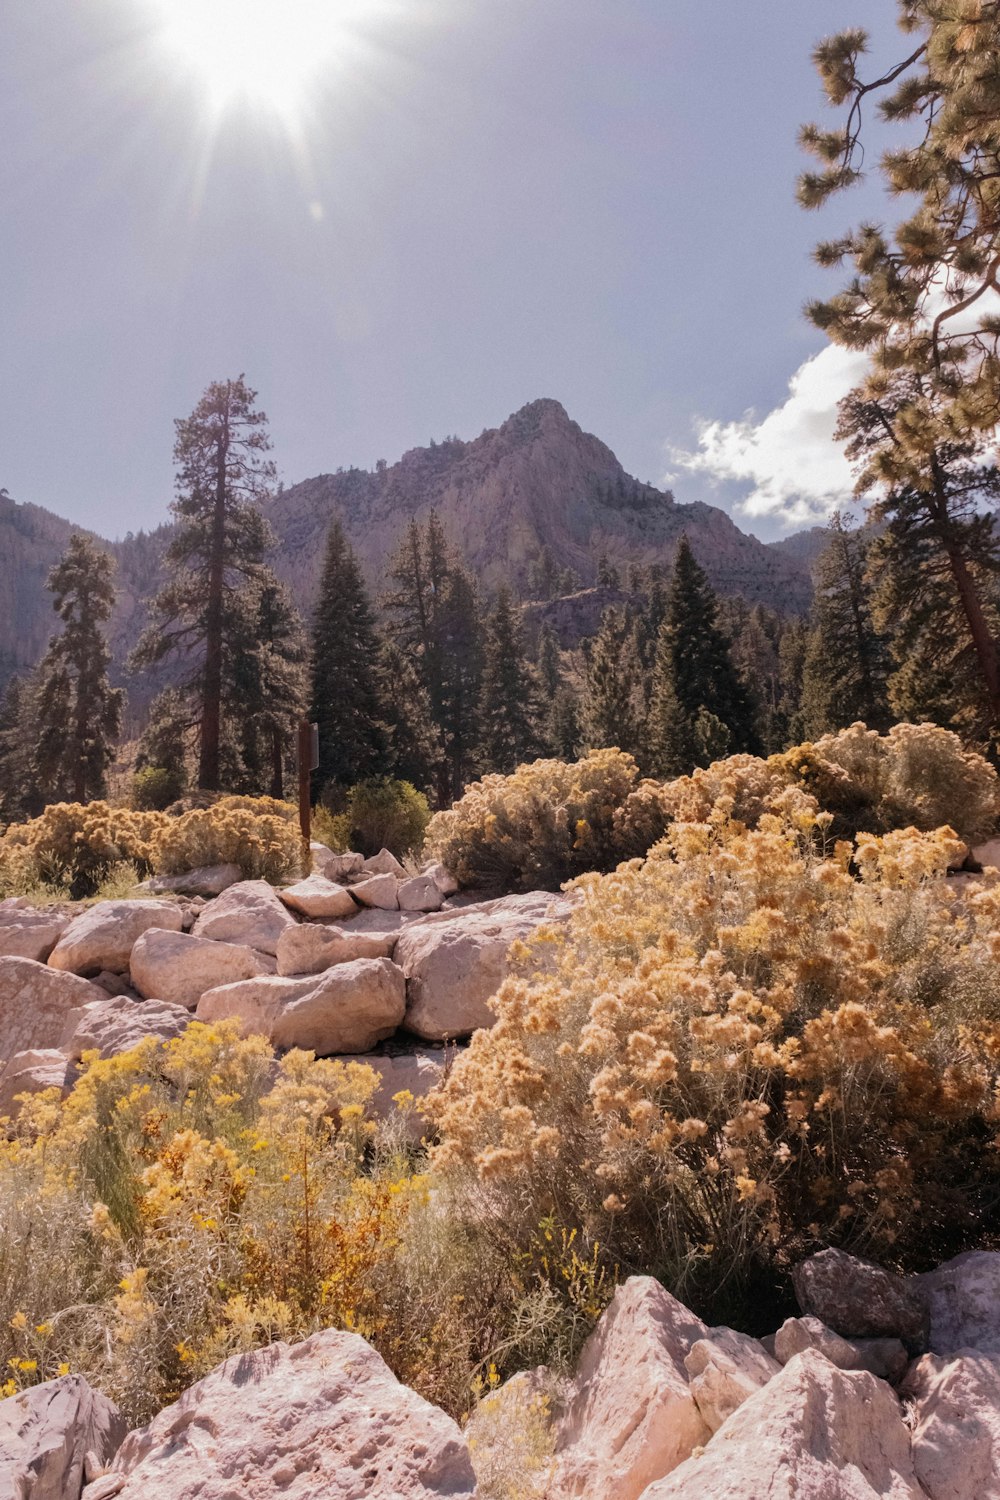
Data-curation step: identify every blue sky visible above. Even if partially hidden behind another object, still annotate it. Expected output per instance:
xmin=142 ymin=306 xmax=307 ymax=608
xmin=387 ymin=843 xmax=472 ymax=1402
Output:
xmin=1 ymin=0 xmax=902 ymax=540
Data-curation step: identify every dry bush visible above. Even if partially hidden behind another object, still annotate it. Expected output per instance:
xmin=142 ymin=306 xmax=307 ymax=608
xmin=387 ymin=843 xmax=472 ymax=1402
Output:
xmin=429 ymin=811 xmax=1000 ymax=1324
xmin=425 ymin=749 xmax=672 ymax=890
xmin=150 ymin=796 xmax=302 ymax=883
xmin=1 ymin=803 xmax=167 ymax=898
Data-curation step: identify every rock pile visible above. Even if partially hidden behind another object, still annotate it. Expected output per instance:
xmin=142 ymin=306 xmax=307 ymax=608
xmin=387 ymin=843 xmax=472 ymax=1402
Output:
xmin=0 ymin=851 xmax=570 ymax=1126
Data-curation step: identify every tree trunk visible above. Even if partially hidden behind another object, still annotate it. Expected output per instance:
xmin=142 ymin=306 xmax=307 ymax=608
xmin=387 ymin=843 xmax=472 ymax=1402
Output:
xmin=270 ymin=725 xmax=284 ymax=800
xmin=199 ymin=394 xmax=230 ymax=791
xmin=930 ymin=460 xmax=1000 ymax=726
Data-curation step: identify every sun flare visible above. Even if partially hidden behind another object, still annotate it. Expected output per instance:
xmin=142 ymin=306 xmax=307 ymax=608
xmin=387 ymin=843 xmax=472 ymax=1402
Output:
xmin=152 ymin=0 xmax=368 ymax=115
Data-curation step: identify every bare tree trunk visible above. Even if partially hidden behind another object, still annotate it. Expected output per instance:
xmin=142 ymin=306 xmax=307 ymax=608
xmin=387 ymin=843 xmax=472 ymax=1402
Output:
xmin=931 ymin=461 xmax=1000 ymax=724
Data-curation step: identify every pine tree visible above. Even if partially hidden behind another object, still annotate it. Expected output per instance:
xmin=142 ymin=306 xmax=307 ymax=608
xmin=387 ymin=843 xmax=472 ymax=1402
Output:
xmin=549 ymin=684 xmax=582 ymax=761
xmin=0 ymin=675 xmax=42 ymax=821
xmin=437 ymin=566 xmax=484 ymax=800
xmin=480 ymin=587 xmax=544 ymax=773
xmin=536 ymin=624 xmax=563 ymax=699
xmin=582 ymin=607 xmax=643 ymax=755
xmin=800 ymin=514 xmax=891 ymax=735
xmin=232 ymin=572 xmax=308 ymax=798
xmin=132 ymin=377 xmax=275 ymax=791
xmin=800 ymin=9 xmax=1000 ymax=729
xmin=34 ymin=534 xmax=124 ymax=803
xmin=135 ymin=688 xmax=190 ymax=800
xmin=646 ymin=536 xmax=756 ymax=775
xmin=310 ymin=519 xmax=390 ymax=800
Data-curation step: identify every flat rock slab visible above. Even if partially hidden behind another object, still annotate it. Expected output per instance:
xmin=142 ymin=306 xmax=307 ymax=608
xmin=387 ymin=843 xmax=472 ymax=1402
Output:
xmin=276 ymin=924 xmax=396 ymax=977
xmin=192 ymin=881 xmax=297 ymax=955
xmin=48 ymin=901 xmax=184 ymax=977
xmin=278 ymin=875 xmax=358 ymax=920
xmin=145 ymin=864 xmax=243 ymax=897
xmin=130 ymin=927 xmax=270 ymax=1010
xmin=197 ymin=958 xmax=406 ymax=1055
xmin=394 ymin=891 xmax=573 ymax=1041
xmin=350 ymin=874 xmax=400 ymax=910
xmin=0 ymin=908 xmax=69 ymax=963
xmin=0 ymin=1374 xmax=126 ymax=1500
xmin=641 ymin=1349 xmax=927 ymax=1500
xmin=104 ymin=1327 xmax=476 ymax=1499
xmin=61 ymin=995 xmax=191 ymax=1061
xmin=0 ymin=1049 xmax=74 ymax=1119
xmin=0 ymin=958 xmax=103 ymax=1061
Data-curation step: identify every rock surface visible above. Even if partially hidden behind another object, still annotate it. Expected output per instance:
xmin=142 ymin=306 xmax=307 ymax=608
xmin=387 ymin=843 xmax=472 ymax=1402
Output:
xmin=198 ymin=959 xmax=407 ymax=1055
xmin=61 ymin=995 xmax=191 ymax=1061
xmin=0 ymin=908 xmax=69 ymax=963
xmin=363 ymin=848 xmax=407 ymax=878
xmin=903 ymin=1350 xmax=1000 ymax=1500
xmin=397 ymin=875 xmax=444 ymax=913
xmin=0 ymin=958 xmax=101 ymax=1060
xmin=792 ymin=1248 xmax=929 ymax=1353
xmin=684 ymin=1328 xmax=780 ymax=1433
xmin=345 ymin=1049 xmax=448 ymax=1138
xmin=0 ymin=1374 xmax=126 ymax=1500
xmin=145 ymin=864 xmax=243 ymax=898
xmin=105 ymin=1327 xmax=476 ymax=1499
xmin=395 ymin=891 xmax=572 ymax=1041
xmin=310 ymin=845 xmax=365 ymax=882
xmin=552 ymin=1276 xmax=711 ymax=1500
xmin=0 ymin=1048 xmax=73 ymax=1118
xmin=130 ymin=928 xmax=270 ymax=1009
xmin=48 ymin=901 xmax=184 ymax=976
xmin=350 ymin=874 xmax=400 ymax=910
xmin=640 ymin=1349 xmax=927 ymax=1499
xmin=774 ymin=1315 xmax=909 ymax=1383
xmin=919 ymin=1251 xmax=1000 ymax=1357
xmin=275 ymin=923 xmax=396 ymax=977
xmin=277 ymin=875 xmax=358 ymax=920
xmin=192 ymin=881 xmax=296 ymax=955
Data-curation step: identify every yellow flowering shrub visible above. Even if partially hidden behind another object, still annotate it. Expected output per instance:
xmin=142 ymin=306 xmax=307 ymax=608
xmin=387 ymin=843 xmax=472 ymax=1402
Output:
xmin=429 ymin=811 xmax=1000 ymax=1322
xmin=150 ymin=796 xmax=302 ymax=882
xmin=1 ymin=802 xmax=168 ymax=897
xmin=424 ymin=749 xmax=673 ymax=889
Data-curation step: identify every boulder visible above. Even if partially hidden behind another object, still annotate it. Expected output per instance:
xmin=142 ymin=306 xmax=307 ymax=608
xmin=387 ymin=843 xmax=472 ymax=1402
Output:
xmin=973 ymin=838 xmax=1000 ymax=872
xmin=344 ymin=1049 xmax=447 ymax=1138
xmin=551 ymin=1276 xmax=711 ymax=1500
xmin=276 ymin=923 xmax=396 ymax=977
xmin=640 ymin=1349 xmax=927 ymax=1500
xmin=103 ymin=1327 xmax=476 ymax=1499
xmin=130 ymin=928 xmax=270 ymax=1010
xmin=774 ymin=1315 xmax=908 ymax=1383
xmin=144 ymin=864 xmax=243 ymax=898
xmin=350 ymin=875 xmax=400 ymax=910
xmin=277 ymin=875 xmax=359 ymax=920
xmin=792 ymin=1248 xmax=929 ymax=1353
xmin=0 ymin=959 xmax=101 ymax=1060
xmin=192 ymin=880 xmax=296 ymax=955
xmin=684 ymin=1328 xmax=780 ymax=1433
xmin=395 ymin=892 xmax=572 ymax=1041
xmin=363 ymin=848 xmax=407 ymax=878
xmin=397 ymin=876 xmax=444 ymax=913
xmin=0 ymin=1373 xmax=126 ymax=1500
xmin=0 ymin=1049 xmax=74 ymax=1119
xmin=198 ymin=959 xmax=407 ymax=1055
xmin=310 ymin=844 xmax=365 ymax=882
xmin=423 ymin=861 xmax=459 ymax=896
xmin=61 ymin=996 xmax=191 ymax=1062
xmin=0 ymin=909 xmax=69 ymax=963
xmin=48 ymin=901 xmax=184 ymax=977
xmin=918 ymin=1251 xmax=1000 ymax=1356
xmin=903 ymin=1351 xmax=1000 ymax=1500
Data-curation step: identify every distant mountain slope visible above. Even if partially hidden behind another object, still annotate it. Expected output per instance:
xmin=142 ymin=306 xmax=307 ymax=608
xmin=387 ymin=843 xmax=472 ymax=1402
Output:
xmin=0 ymin=399 xmax=814 ymax=699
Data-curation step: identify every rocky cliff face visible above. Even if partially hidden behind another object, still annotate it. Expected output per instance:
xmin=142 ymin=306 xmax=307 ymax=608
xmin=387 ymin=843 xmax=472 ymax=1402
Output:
xmin=0 ymin=399 xmax=814 ymax=696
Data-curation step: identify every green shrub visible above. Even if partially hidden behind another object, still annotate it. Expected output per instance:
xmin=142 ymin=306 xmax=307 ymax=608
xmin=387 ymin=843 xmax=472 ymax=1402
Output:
xmin=321 ymin=779 xmax=430 ymax=858
xmin=150 ymin=796 xmax=302 ymax=883
xmin=131 ymin=766 xmax=186 ymax=812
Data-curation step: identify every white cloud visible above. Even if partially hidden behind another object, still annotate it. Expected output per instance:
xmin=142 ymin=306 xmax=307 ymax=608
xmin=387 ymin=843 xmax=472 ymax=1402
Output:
xmin=670 ymin=344 xmax=870 ymax=530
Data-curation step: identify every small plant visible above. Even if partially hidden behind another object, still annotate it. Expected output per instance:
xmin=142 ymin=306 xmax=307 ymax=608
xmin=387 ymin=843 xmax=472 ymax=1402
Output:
xmin=150 ymin=796 xmax=302 ymax=882
xmin=131 ymin=766 xmax=186 ymax=812
xmin=319 ymin=779 xmax=430 ymax=857
xmin=1 ymin=802 xmax=167 ymax=898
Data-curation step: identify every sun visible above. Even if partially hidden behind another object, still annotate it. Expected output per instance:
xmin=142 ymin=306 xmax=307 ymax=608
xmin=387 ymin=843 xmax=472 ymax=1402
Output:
xmin=152 ymin=0 xmax=367 ymax=116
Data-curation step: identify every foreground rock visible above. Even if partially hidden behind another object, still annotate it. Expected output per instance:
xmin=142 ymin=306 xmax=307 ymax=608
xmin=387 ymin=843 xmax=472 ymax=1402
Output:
xmin=0 ymin=958 xmax=101 ymax=1060
xmin=130 ymin=928 xmax=270 ymax=1009
xmin=311 ymin=845 xmax=365 ymax=882
xmin=197 ymin=959 xmax=406 ymax=1054
xmin=345 ymin=1049 xmax=448 ymax=1139
xmin=792 ymin=1248 xmax=929 ymax=1353
xmin=641 ymin=1349 xmax=926 ymax=1499
xmin=0 ymin=1373 xmax=125 ymax=1500
xmin=364 ymin=848 xmax=407 ymax=878
xmin=100 ymin=1328 xmax=476 ymax=1499
xmin=774 ymin=1314 xmax=908 ymax=1383
xmin=48 ymin=901 xmax=184 ymax=977
xmin=0 ymin=1048 xmax=74 ymax=1118
xmin=61 ymin=995 xmax=191 ymax=1061
xmin=276 ymin=923 xmax=396 ymax=977
xmin=919 ymin=1251 xmax=1000 ymax=1356
xmin=684 ymin=1327 xmax=780 ymax=1433
xmin=395 ymin=892 xmax=572 ymax=1041
xmin=903 ymin=1350 xmax=1000 ymax=1499
xmin=397 ymin=875 xmax=444 ymax=913
xmin=0 ymin=907 xmax=69 ymax=963
xmin=351 ymin=874 xmax=400 ymax=910
xmin=552 ymin=1276 xmax=711 ymax=1500
xmin=277 ymin=874 xmax=358 ymax=920
xmin=145 ymin=863 xmax=242 ymax=898
xmin=192 ymin=881 xmax=296 ymax=955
